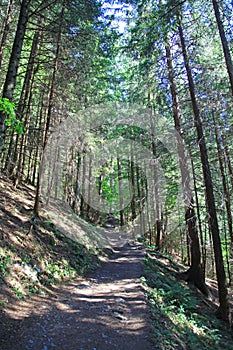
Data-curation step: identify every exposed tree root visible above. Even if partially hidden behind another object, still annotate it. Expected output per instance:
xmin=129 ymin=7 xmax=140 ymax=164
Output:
xmin=179 ymin=266 xmax=209 ymax=296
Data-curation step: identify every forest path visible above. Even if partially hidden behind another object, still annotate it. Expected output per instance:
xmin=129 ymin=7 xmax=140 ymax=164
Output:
xmin=3 ymin=240 xmax=153 ymax=350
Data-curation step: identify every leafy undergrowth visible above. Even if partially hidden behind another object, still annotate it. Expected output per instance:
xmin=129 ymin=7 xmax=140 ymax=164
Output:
xmin=0 ymin=175 xmax=101 ymax=306
xmin=143 ymin=251 xmax=233 ymax=350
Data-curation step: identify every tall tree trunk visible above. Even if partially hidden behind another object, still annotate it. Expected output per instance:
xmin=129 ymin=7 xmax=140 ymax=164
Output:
xmin=72 ymin=152 xmax=81 ymax=213
xmin=148 ymin=101 xmax=162 ymax=249
xmin=130 ymin=150 xmax=136 ymax=221
xmin=117 ymin=157 xmax=125 ymax=227
xmin=0 ymin=0 xmax=15 ymax=69
xmin=86 ymin=153 xmax=92 ymax=218
xmin=0 ymin=0 xmax=30 ymax=150
xmin=212 ymin=112 xmax=233 ymax=254
xmin=212 ymin=0 xmax=233 ymax=96
xmin=165 ymin=42 xmax=208 ymax=294
xmin=34 ymin=3 xmax=64 ymax=215
xmin=221 ymin=134 xmax=233 ymax=192
xmin=191 ymin=158 xmax=206 ymax=272
xmin=80 ymin=153 xmax=86 ymax=218
xmin=31 ymin=92 xmax=45 ymax=186
xmin=178 ymin=20 xmax=230 ymax=322
xmin=136 ymin=164 xmax=145 ymax=237
xmin=44 ymin=4 xmax=64 ymax=145
xmin=13 ymin=27 xmax=40 ymax=186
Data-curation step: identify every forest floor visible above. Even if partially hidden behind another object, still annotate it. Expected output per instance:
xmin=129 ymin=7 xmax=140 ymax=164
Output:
xmin=0 ymin=174 xmax=233 ymax=350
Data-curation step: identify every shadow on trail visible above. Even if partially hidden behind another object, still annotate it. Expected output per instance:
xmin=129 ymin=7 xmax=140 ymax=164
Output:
xmin=1 ymin=273 xmax=219 ymax=350
xmin=1 ymin=245 xmax=228 ymax=350
xmin=0 ymin=245 xmax=152 ymax=350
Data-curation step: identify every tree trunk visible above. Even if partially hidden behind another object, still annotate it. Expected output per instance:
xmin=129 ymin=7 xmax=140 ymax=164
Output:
xmin=72 ymin=152 xmax=81 ymax=213
xmin=80 ymin=153 xmax=86 ymax=218
xmin=0 ymin=0 xmax=15 ymax=69
xmin=117 ymin=157 xmax=125 ymax=227
xmin=86 ymin=153 xmax=92 ymax=218
xmin=178 ymin=20 xmax=230 ymax=322
xmin=212 ymin=0 xmax=233 ymax=96
xmin=212 ymin=112 xmax=233 ymax=245
xmin=148 ymin=104 xmax=162 ymax=250
xmin=14 ymin=27 xmax=40 ymax=186
xmin=221 ymin=134 xmax=233 ymax=192
xmin=191 ymin=158 xmax=206 ymax=272
xmin=130 ymin=151 xmax=136 ymax=221
xmin=34 ymin=3 xmax=64 ymax=215
xmin=136 ymin=164 xmax=146 ymax=237
xmin=44 ymin=3 xmax=64 ymax=145
xmin=165 ymin=42 xmax=208 ymax=294
xmin=0 ymin=0 xmax=30 ymax=150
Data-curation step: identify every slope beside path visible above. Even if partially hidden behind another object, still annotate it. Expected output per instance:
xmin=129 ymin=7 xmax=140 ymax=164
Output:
xmin=2 ymin=242 xmax=153 ymax=350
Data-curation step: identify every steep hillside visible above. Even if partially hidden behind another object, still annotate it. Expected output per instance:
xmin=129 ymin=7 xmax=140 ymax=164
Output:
xmin=0 ymin=175 xmax=101 ymax=304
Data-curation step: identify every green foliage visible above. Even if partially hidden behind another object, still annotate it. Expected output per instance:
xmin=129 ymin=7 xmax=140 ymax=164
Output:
xmin=5 ymin=117 xmax=26 ymax=134
xmin=12 ymin=287 xmax=26 ymax=299
xmin=0 ymin=250 xmax=12 ymax=279
xmin=0 ymin=98 xmax=15 ymax=117
xmin=0 ymin=97 xmax=25 ymax=134
xmin=45 ymin=260 xmax=76 ymax=282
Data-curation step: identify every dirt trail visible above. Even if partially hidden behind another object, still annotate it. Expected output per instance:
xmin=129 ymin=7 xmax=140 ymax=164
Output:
xmin=1 ymin=241 xmax=153 ymax=350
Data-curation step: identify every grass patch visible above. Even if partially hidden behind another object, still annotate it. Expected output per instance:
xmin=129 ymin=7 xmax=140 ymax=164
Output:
xmin=142 ymin=253 xmax=233 ymax=350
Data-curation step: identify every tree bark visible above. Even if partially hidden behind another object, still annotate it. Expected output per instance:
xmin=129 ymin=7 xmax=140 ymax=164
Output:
xmin=165 ymin=42 xmax=208 ymax=294
xmin=212 ymin=0 xmax=233 ymax=96
xmin=117 ymin=157 xmax=125 ymax=227
xmin=44 ymin=3 xmax=64 ymax=145
xmin=178 ymin=20 xmax=230 ymax=322
xmin=13 ymin=26 xmax=40 ymax=185
xmin=151 ymin=119 xmax=161 ymax=249
xmin=191 ymin=158 xmax=206 ymax=272
xmin=212 ymin=112 xmax=233 ymax=250
xmin=0 ymin=0 xmax=15 ymax=69
xmin=130 ymin=151 xmax=136 ymax=221
xmin=34 ymin=2 xmax=64 ymax=215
